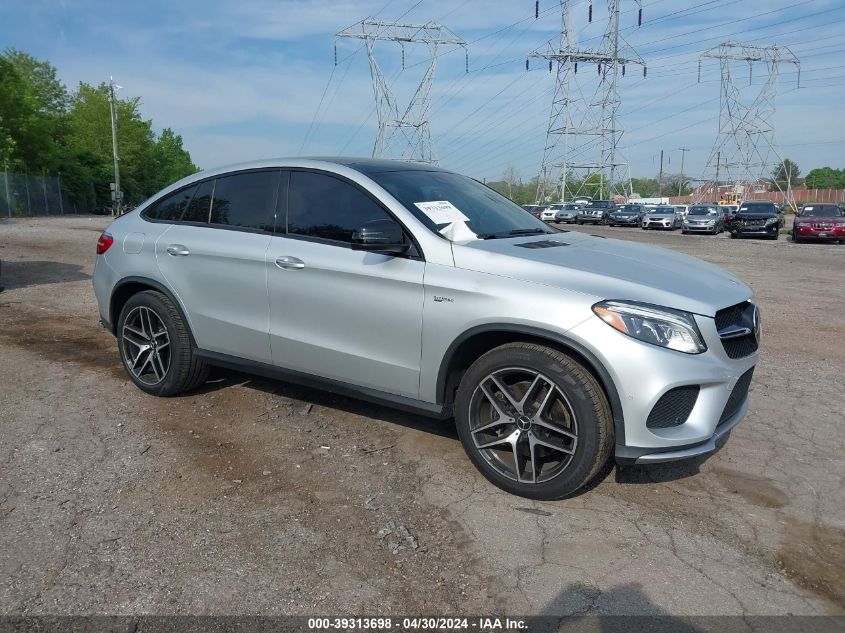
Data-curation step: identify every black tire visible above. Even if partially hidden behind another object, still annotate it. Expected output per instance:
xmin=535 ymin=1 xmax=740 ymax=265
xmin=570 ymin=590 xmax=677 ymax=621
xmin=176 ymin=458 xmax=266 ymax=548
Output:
xmin=682 ymin=230 xmax=688 ymax=235
xmin=730 ymin=232 xmax=737 ymax=239
xmin=454 ymin=342 xmax=613 ymax=500
xmin=771 ymin=233 xmax=779 ymax=240
xmin=117 ymin=290 xmax=209 ymax=396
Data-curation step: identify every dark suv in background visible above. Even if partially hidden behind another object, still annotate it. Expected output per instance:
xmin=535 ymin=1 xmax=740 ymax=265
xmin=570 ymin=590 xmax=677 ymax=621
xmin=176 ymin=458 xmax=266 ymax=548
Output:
xmin=577 ymin=200 xmax=617 ymax=225
xmin=730 ymin=201 xmax=783 ymax=240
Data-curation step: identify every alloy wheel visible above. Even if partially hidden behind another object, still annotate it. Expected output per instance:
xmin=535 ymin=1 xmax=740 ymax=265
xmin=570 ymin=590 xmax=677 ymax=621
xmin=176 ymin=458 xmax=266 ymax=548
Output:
xmin=468 ymin=367 xmax=578 ymax=484
xmin=121 ymin=306 xmax=171 ymax=385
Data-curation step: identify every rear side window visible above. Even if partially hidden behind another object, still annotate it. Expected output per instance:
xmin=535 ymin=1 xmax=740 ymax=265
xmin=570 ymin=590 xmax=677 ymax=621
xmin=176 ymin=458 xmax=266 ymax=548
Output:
xmin=144 ymin=185 xmax=196 ymax=222
xmin=287 ymin=171 xmax=393 ymax=243
xmin=182 ymin=179 xmax=214 ymax=223
xmin=210 ymin=170 xmax=280 ymax=231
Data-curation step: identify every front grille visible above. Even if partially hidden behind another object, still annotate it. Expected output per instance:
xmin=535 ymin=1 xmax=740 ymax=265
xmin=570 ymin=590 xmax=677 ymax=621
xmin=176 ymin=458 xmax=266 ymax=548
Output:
xmin=718 ymin=368 xmax=755 ymax=427
xmin=647 ymin=386 xmax=700 ymax=429
xmin=716 ymin=302 xmax=759 ymax=359
xmin=737 ymin=219 xmax=765 ymax=228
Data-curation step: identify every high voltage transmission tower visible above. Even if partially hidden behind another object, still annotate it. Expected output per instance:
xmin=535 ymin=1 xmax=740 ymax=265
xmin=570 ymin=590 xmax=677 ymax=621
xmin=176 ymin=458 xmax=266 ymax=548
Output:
xmin=695 ymin=41 xmax=800 ymax=205
xmin=335 ymin=19 xmax=467 ymax=164
xmin=528 ymin=0 xmax=645 ymax=203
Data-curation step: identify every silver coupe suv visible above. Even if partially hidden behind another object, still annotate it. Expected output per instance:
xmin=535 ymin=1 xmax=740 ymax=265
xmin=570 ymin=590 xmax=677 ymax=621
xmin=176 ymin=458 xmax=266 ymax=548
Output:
xmin=93 ymin=158 xmax=759 ymax=499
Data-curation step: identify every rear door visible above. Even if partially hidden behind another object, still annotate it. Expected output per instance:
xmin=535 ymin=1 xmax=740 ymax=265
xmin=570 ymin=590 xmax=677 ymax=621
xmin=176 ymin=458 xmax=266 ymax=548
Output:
xmin=154 ymin=170 xmax=281 ymax=363
xmin=266 ymin=170 xmax=425 ymax=398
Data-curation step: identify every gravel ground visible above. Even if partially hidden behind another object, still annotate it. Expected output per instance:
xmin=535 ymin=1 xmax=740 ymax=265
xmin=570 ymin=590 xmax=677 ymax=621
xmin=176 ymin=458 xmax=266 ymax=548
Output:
xmin=0 ymin=215 xmax=843 ymax=617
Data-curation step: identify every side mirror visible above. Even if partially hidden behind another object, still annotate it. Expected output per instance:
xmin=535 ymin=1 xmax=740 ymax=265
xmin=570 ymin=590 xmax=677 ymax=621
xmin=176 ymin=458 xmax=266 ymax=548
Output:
xmin=351 ymin=218 xmax=410 ymax=255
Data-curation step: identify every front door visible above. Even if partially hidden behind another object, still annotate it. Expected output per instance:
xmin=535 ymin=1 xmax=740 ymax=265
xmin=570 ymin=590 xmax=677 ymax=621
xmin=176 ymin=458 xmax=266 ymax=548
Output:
xmin=267 ymin=170 xmax=425 ymax=399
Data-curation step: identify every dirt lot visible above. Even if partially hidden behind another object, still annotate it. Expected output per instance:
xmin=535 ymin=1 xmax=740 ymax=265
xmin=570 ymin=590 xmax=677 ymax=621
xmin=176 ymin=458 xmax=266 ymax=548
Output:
xmin=0 ymin=215 xmax=843 ymax=617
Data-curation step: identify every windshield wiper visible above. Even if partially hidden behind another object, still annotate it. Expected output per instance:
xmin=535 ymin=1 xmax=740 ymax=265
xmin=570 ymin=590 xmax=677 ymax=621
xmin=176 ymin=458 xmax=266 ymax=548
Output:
xmin=508 ymin=228 xmax=549 ymax=235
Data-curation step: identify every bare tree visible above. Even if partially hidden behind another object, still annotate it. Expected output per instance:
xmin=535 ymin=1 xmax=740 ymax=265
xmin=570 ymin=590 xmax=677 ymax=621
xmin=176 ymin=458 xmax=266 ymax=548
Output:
xmin=503 ymin=164 xmax=518 ymax=200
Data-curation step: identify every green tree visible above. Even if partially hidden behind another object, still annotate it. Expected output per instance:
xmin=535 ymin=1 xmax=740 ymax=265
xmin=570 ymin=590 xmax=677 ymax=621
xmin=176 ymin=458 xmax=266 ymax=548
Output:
xmin=150 ymin=128 xmax=198 ymax=193
xmin=771 ymin=158 xmax=801 ymax=191
xmin=804 ymin=166 xmax=845 ymax=189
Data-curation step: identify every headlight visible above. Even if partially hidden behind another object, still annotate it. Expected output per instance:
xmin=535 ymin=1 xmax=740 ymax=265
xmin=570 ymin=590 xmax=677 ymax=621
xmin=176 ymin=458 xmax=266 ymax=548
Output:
xmin=765 ymin=217 xmax=778 ymax=226
xmin=592 ymin=301 xmax=707 ymax=354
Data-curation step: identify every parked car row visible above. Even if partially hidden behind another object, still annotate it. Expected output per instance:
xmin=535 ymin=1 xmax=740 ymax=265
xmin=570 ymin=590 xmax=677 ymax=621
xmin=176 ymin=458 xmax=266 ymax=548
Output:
xmin=527 ymin=198 xmax=843 ymax=243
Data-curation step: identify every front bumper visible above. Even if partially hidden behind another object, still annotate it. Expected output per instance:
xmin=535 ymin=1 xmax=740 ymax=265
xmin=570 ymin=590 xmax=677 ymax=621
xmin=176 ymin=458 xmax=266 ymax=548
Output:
xmin=795 ymin=225 xmax=845 ymax=240
xmin=555 ymin=214 xmax=576 ymax=222
xmin=567 ymin=312 xmax=757 ymax=463
xmin=609 ymin=216 xmax=640 ymax=226
xmin=732 ymin=223 xmax=778 ymax=237
xmin=642 ymin=220 xmax=674 ymax=229
xmin=684 ymin=223 xmax=717 ymax=232
xmin=578 ymin=216 xmax=604 ymax=224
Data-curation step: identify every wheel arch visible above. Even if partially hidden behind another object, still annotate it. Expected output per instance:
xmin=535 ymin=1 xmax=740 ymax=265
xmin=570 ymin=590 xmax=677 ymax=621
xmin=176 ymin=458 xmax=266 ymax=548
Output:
xmin=436 ymin=324 xmax=625 ymax=444
xmin=109 ymin=277 xmax=194 ymax=345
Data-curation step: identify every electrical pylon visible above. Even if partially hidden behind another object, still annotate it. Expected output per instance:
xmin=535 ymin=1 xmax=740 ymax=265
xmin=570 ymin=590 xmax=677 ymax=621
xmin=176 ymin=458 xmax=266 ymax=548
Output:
xmin=695 ymin=41 xmax=800 ymax=204
xmin=529 ymin=0 xmax=645 ymax=203
xmin=336 ymin=19 xmax=467 ymax=164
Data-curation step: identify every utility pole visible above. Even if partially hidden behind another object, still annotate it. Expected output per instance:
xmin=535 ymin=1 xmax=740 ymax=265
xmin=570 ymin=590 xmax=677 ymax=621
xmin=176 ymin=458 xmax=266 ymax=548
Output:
xmin=529 ymin=0 xmax=646 ymax=203
xmin=696 ymin=41 xmax=799 ymax=203
xmin=3 ymin=162 xmax=10 ymax=218
xmin=657 ymin=149 xmax=664 ymax=196
xmin=335 ymin=19 xmax=467 ymax=164
xmin=108 ymin=77 xmax=123 ymax=215
xmin=677 ymin=147 xmax=690 ymax=196
xmin=714 ymin=150 xmax=720 ymax=201
xmin=41 ymin=168 xmax=49 ymax=214
xmin=57 ymin=171 xmax=64 ymax=214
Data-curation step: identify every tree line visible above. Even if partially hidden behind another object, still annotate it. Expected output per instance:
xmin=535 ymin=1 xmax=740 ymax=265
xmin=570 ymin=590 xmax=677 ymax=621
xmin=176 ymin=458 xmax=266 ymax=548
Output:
xmin=0 ymin=49 xmax=198 ymax=211
xmin=489 ymin=167 xmax=693 ymax=205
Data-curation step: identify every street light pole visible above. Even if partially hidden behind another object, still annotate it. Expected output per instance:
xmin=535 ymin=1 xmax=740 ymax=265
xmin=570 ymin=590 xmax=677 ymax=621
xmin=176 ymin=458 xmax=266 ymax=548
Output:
xmin=108 ymin=77 xmax=122 ymax=216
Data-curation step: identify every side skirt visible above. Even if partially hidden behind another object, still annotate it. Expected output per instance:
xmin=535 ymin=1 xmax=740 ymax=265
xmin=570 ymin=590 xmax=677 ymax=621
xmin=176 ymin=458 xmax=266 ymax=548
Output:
xmin=195 ymin=349 xmax=450 ymax=420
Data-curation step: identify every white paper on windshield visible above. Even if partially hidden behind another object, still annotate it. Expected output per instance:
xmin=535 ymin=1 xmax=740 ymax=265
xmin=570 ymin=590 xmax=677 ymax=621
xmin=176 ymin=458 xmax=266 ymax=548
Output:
xmin=414 ymin=200 xmax=469 ymax=224
xmin=804 ymin=206 xmax=814 ymax=210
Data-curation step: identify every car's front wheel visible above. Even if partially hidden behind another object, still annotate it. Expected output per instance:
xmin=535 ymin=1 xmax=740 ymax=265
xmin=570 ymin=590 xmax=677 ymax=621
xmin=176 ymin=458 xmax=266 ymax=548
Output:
xmin=117 ymin=290 xmax=209 ymax=396
xmin=454 ymin=343 xmax=613 ymax=499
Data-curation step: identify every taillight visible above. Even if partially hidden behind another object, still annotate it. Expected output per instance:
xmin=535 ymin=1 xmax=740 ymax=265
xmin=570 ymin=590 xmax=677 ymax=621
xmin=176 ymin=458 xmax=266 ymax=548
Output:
xmin=96 ymin=232 xmax=114 ymax=255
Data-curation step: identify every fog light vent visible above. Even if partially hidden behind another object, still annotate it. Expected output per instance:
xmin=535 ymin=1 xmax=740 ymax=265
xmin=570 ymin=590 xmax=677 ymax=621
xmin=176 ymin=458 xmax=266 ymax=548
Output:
xmin=646 ymin=386 xmax=700 ymax=429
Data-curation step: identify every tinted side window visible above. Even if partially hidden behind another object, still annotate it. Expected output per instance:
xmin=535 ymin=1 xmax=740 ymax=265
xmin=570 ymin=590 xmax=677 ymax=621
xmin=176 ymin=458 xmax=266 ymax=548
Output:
xmin=287 ymin=171 xmax=392 ymax=243
xmin=182 ymin=179 xmax=214 ymax=223
xmin=210 ymin=170 xmax=280 ymax=231
xmin=144 ymin=185 xmax=196 ymax=222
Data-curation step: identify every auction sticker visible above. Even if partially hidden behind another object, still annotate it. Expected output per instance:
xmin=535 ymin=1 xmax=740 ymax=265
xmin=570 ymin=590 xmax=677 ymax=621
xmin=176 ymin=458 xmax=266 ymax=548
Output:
xmin=414 ymin=200 xmax=469 ymax=224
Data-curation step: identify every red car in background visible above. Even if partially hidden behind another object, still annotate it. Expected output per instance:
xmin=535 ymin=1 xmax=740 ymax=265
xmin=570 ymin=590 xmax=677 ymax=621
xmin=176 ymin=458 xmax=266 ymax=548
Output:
xmin=792 ymin=203 xmax=845 ymax=243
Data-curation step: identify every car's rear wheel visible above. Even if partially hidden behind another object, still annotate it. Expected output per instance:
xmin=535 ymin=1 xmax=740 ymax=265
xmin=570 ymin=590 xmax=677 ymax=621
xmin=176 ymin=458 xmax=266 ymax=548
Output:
xmin=117 ymin=290 xmax=208 ymax=396
xmin=454 ymin=343 xmax=613 ymax=499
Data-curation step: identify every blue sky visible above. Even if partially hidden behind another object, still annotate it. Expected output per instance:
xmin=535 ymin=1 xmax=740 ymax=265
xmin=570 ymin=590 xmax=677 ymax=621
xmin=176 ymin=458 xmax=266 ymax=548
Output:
xmin=2 ymin=0 xmax=844 ymax=184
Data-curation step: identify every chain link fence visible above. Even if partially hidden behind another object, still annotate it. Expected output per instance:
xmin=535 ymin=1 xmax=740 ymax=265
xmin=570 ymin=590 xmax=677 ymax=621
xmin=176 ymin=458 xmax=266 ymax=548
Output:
xmin=0 ymin=170 xmax=93 ymax=217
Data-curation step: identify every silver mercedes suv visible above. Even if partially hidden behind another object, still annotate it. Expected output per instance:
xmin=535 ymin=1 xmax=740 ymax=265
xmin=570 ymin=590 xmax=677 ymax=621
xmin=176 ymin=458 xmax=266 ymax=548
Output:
xmin=92 ymin=158 xmax=759 ymax=499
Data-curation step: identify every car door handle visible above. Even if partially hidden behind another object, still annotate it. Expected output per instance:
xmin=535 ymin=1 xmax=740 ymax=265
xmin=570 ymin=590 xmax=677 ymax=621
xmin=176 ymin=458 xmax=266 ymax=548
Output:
xmin=275 ymin=256 xmax=305 ymax=270
xmin=166 ymin=244 xmax=190 ymax=256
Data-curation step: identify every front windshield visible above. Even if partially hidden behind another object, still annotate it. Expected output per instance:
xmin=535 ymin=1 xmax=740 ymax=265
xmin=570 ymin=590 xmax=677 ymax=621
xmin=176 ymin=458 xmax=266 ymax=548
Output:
xmin=651 ymin=207 xmax=674 ymax=214
xmin=739 ymin=203 xmax=777 ymax=216
xmin=802 ymin=206 xmax=842 ymax=217
xmin=619 ymin=205 xmax=638 ymax=213
xmin=371 ymin=170 xmax=554 ymax=240
xmin=689 ymin=206 xmax=717 ymax=215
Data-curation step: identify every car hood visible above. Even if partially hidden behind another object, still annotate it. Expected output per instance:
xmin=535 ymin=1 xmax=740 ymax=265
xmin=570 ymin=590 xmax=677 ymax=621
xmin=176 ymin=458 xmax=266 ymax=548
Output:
xmin=735 ymin=213 xmax=777 ymax=220
xmin=452 ymin=232 xmax=751 ymax=317
xmin=795 ymin=216 xmax=845 ymax=224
